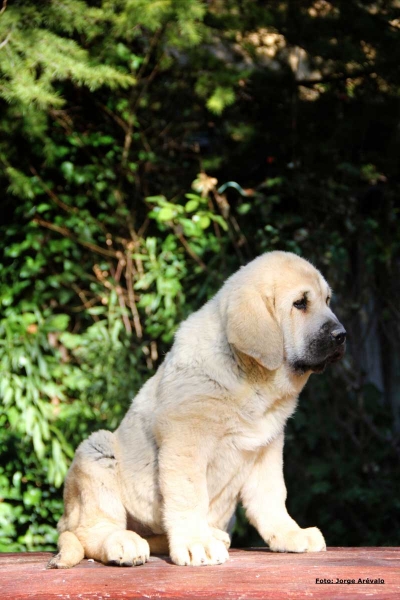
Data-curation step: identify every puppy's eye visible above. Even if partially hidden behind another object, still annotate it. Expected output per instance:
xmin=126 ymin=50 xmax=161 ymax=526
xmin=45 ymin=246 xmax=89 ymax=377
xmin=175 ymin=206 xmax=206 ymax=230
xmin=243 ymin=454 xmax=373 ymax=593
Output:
xmin=293 ymin=298 xmax=307 ymax=310
xmin=326 ymin=296 xmax=331 ymax=305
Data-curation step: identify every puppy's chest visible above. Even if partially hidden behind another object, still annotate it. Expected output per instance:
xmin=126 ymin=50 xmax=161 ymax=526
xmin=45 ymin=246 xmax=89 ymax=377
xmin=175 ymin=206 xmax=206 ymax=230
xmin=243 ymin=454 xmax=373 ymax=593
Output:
xmin=227 ymin=388 xmax=298 ymax=452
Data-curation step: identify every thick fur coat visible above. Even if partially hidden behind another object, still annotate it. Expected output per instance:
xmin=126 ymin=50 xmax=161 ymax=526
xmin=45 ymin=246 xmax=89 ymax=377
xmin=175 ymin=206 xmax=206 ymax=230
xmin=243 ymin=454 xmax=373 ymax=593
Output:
xmin=49 ymin=251 xmax=346 ymax=568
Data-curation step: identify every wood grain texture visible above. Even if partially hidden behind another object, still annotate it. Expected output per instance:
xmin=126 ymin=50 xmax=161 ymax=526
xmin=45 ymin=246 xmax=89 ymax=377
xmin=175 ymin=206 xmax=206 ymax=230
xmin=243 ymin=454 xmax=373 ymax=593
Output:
xmin=0 ymin=548 xmax=399 ymax=600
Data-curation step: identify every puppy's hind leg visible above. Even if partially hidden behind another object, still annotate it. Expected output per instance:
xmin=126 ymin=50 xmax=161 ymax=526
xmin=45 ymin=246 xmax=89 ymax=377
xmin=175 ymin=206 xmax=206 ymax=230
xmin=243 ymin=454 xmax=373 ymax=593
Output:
xmin=48 ymin=430 xmax=150 ymax=568
xmin=47 ymin=531 xmax=84 ymax=569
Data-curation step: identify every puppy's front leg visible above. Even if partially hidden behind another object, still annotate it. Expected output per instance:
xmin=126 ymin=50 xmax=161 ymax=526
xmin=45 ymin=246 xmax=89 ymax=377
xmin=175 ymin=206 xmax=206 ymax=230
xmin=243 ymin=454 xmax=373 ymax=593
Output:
xmin=241 ymin=433 xmax=326 ymax=553
xmin=158 ymin=422 xmax=229 ymax=566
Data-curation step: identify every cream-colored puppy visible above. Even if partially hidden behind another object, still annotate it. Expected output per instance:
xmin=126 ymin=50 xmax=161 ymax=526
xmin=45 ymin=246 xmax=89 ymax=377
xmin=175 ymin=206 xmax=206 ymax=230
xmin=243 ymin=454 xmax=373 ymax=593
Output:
xmin=48 ymin=251 xmax=346 ymax=569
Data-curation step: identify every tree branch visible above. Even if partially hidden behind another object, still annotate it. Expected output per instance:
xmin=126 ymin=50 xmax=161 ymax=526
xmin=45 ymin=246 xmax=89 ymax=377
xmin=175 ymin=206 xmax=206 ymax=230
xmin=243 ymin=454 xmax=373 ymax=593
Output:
xmin=33 ymin=217 xmax=118 ymax=259
xmin=30 ymin=166 xmax=79 ymax=214
xmin=0 ymin=31 xmax=11 ymax=50
xmin=126 ymin=246 xmax=143 ymax=339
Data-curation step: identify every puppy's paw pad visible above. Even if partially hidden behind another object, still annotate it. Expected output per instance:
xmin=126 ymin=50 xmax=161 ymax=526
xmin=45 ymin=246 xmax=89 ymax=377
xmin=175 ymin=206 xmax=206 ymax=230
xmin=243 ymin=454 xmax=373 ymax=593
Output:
xmin=171 ymin=537 xmax=229 ymax=566
xmin=269 ymin=527 xmax=326 ymax=553
xmin=103 ymin=531 xmax=150 ymax=567
xmin=210 ymin=527 xmax=231 ymax=549
xmin=302 ymin=527 xmax=326 ymax=552
xmin=206 ymin=538 xmax=229 ymax=564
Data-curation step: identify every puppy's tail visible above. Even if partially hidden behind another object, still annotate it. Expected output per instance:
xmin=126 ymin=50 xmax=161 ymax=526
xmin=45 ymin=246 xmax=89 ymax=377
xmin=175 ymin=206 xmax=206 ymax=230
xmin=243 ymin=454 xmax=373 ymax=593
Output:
xmin=47 ymin=531 xmax=85 ymax=569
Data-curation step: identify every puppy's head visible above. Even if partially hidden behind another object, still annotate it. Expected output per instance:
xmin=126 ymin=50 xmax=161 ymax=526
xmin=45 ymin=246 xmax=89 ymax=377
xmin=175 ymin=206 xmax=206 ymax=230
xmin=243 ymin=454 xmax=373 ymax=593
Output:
xmin=224 ymin=251 xmax=346 ymax=374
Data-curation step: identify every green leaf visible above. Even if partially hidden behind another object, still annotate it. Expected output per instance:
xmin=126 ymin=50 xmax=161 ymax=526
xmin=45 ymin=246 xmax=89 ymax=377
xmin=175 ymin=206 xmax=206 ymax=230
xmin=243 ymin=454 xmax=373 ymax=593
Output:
xmin=157 ymin=207 xmax=176 ymax=221
xmin=185 ymin=199 xmax=199 ymax=212
xmin=45 ymin=314 xmax=69 ymax=331
xmin=87 ymin=306 xmax=106 ymax=315
xmin=210 ymin=214 xmax=228 ymax=231
xmin=184 ymin=193 xmax=204 ymax=202
xmin=237 ymin=203 xmax=251 ymax=215
xmin=145 ymin=195 xmax=168 ymax=205
xmin=59 ymin=332 xmax=82 ymax=349
xmin=36 ymin=203 xmax=51 ymax=213
xmin=23 ymin=487 xmax=42 ymax=508
xmin=198 ymin=215 xmax=210 ymax=229
xmin=206 ymin=86 xmax=235 ymax=115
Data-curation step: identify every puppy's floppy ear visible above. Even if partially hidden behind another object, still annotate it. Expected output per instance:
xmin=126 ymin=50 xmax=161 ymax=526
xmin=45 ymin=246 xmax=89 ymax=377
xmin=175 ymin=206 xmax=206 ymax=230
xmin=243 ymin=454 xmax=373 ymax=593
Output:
xmin=226 ymin=287 xmax=283 ymax=370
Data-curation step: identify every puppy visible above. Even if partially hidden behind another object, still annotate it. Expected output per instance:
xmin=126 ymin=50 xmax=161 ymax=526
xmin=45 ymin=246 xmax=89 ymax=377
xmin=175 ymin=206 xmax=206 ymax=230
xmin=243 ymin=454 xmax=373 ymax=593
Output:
xmin=48 ymin=251 xmax=346 ymax=568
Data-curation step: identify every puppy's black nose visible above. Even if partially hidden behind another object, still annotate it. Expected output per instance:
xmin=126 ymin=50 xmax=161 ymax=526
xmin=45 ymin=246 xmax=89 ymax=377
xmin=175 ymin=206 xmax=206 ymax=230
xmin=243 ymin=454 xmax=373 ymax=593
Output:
xmin=331 ymin=328 xmax=346 ymax=345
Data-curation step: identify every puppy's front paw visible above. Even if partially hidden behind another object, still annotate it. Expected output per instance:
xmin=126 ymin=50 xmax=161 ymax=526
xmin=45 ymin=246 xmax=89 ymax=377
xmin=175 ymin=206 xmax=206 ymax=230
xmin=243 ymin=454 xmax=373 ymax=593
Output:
xmin=170 ymin=534 xmax=229 ymax=566
xmin=268 ymin=527 xmax=326 ymax=553
xmin=102 ymin=530 xmax=150 ymax=566
xmin=210 ymin=527 xmax=231 ymax=549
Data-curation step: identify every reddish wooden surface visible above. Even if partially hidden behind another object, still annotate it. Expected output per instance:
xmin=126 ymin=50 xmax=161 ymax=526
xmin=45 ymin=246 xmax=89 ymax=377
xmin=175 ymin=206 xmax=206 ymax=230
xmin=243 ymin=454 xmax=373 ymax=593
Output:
xmin=0 ymin=548 xmax=399 ymax=600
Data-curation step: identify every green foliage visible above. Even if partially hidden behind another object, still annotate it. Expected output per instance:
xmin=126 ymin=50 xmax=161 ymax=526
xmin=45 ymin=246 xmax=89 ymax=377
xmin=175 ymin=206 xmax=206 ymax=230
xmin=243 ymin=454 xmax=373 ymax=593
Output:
xmin=1 ymin=0 xmax=400 ymax=551
xmin=0 ymin=2 xmax=133 ymax=107
xmin=206 ymin=86 xmax=236 ymax=115
xmin=0 ymin=311 xmax=73 ymax=485
xmin=284 ymin=377 xmax=400 ymax=546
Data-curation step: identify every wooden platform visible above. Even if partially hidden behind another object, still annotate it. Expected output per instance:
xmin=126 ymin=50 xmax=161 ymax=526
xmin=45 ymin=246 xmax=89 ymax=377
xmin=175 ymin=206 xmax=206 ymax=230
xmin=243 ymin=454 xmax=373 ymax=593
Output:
xmin=1 ymin=548 xmax=399 ymax=599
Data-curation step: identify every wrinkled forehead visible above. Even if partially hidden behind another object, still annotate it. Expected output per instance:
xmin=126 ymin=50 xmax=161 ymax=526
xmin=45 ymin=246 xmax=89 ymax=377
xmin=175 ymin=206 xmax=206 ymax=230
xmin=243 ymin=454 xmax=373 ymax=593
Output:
xmin=274 ymin=264 xmax=331 ymax=299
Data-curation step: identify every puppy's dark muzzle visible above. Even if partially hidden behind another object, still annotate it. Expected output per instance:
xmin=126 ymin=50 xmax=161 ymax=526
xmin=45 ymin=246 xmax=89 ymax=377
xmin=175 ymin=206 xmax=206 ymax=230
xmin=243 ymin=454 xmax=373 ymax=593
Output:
xmin=291 ymin=320 xmax=347 ymax=374
xmin=311 ymin=321 xmax=347 ymax=368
